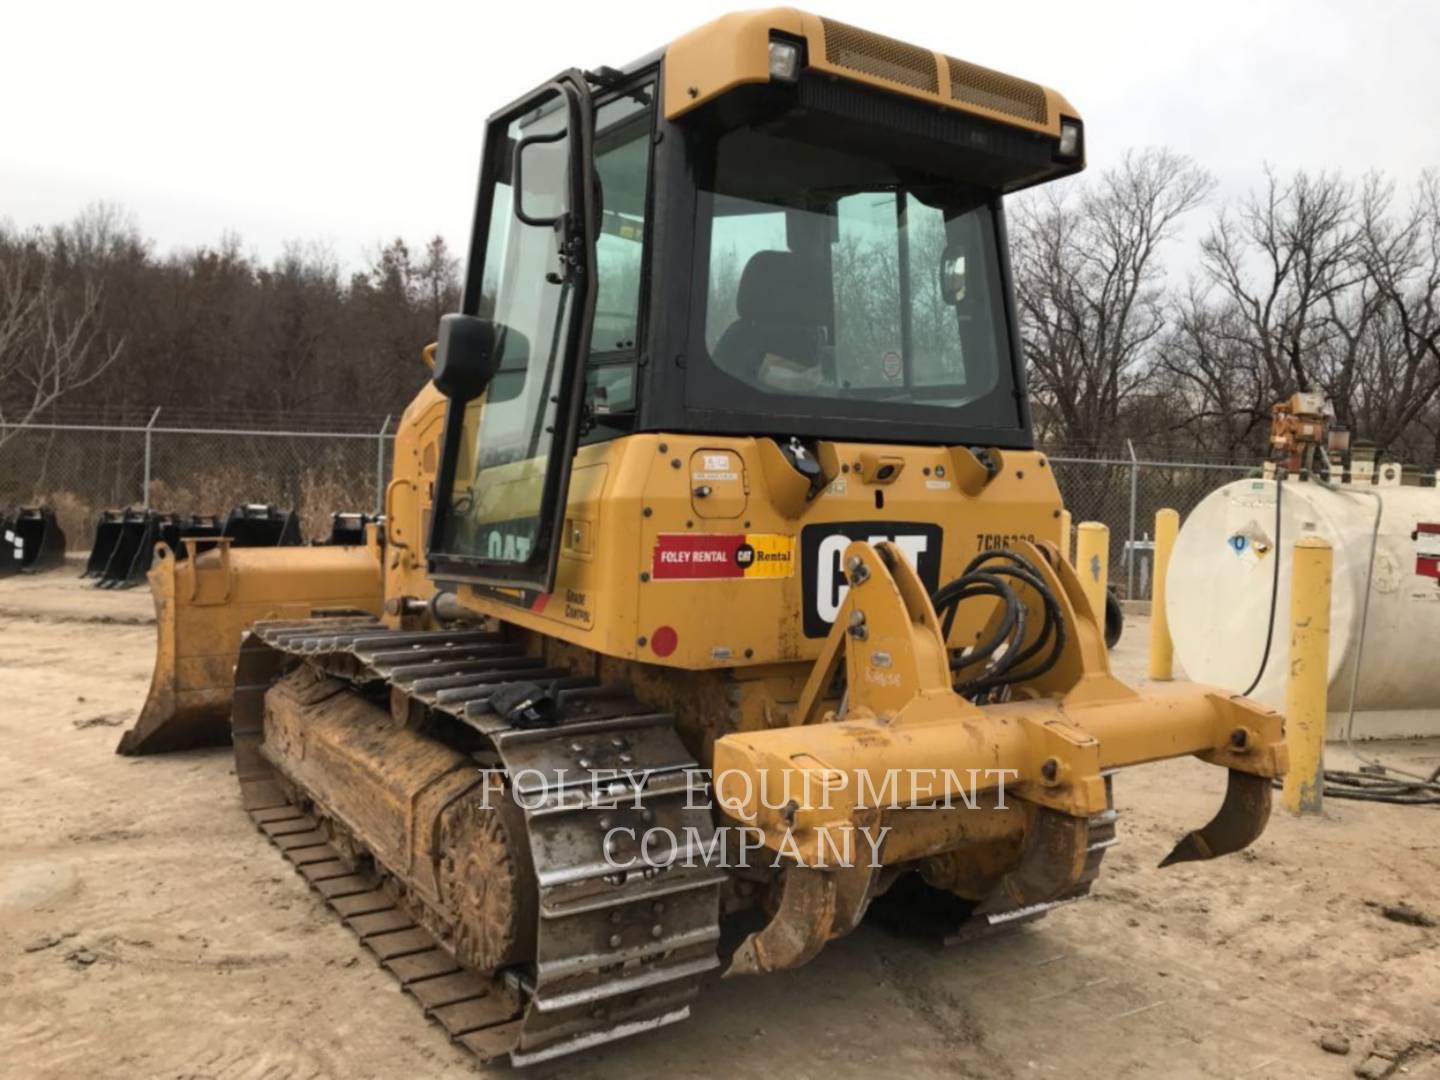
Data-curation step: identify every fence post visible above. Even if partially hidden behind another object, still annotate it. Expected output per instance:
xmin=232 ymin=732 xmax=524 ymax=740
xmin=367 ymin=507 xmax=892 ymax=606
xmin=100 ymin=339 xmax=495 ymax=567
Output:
xmin=1148 ymin=508 xmax=1179 ymax=680
xmin=1283 ymin=536 xmax=1331 ymax=816
xmin=375 ymin=414 xmax=392 ymax=516
xmin=143 ymin=407 xmax=162 ymax=509
xmin=1125 ymin=439 xmax=1139 ymax=599
xmin=1075 ymin=521 xmax=1109 ymax=628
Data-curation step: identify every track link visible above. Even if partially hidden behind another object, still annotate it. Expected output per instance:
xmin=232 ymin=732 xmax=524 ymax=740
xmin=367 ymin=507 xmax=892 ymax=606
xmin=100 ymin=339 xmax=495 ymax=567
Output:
xmin=232 ymin=616 xmax=724 ymax=1067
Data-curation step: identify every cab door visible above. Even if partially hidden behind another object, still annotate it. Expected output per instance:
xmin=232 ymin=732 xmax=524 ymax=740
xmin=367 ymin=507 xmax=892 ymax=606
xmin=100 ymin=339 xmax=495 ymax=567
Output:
xmin=428 ymin=73 xmax=597 ymax=590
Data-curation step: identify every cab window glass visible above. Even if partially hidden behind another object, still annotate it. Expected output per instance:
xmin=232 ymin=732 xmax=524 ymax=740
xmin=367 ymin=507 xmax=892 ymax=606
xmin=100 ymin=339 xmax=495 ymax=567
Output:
xmin=587 ymin=85 xmax=655 ymax=421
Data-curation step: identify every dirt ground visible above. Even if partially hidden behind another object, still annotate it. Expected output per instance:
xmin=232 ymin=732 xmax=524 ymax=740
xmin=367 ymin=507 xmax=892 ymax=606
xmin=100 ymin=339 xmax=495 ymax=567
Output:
xmin=2 ymin=565 xmax=1438 ymax=1080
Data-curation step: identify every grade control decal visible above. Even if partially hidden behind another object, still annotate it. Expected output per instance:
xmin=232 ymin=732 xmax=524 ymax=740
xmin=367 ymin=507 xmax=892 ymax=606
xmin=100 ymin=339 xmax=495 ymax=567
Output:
xmin=651 ymin=533 xmax=794 ymax=580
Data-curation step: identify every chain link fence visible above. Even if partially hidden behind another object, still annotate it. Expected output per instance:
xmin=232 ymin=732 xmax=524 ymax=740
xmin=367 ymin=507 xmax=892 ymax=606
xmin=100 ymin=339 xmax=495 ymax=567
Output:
xmin=1049 ymin=449 xmax=1254 ymax=599
xmin=1 ymin=418 xmax=1251 ymax=599
xmin=0 ymin=420 xmax=394 ymax=550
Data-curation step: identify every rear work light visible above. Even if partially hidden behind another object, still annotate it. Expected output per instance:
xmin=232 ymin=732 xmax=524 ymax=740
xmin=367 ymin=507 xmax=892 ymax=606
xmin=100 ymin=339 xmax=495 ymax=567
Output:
xmin=1057 ymin=118 xmax=1082 ymax=159
xmin=768 ymin=39 xmax=801 ymax=82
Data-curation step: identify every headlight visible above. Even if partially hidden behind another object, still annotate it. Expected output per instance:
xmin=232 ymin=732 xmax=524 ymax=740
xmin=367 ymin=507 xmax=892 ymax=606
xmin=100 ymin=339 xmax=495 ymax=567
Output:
xmin=1057 ymin=119 xmax=1082 ymax=159
xmin=768 ymin=40 xmax=801 ymax=83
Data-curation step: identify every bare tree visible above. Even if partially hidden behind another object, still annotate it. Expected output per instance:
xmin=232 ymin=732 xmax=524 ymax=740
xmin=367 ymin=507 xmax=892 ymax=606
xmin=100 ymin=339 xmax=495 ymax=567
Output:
xmin=1195 ymin=167 xmax=1361 ymax=397
xmin=1012 ymin=148 xmax=1214 ymax=449
xmin=0 ymin=229 xmax=126 ymax=447
xmin=1351 ymin=171 xmax=1440 ymax=458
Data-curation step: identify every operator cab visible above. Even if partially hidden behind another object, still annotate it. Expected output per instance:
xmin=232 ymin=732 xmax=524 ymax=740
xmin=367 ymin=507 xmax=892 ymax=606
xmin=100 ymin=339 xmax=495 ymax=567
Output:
xmin=428 ymin=11 xmax=1085 ymax=591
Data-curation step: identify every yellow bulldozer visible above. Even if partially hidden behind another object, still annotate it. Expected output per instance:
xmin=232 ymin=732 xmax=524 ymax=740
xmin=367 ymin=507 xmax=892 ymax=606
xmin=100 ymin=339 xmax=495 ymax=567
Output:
xmin=123 ymin=9 xmax=1288 ymax=1066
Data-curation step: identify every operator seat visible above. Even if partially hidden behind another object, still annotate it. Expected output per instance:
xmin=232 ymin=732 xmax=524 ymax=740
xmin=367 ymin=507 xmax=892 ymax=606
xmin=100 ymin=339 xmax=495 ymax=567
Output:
xmin=713 ymin=249 xmax=824 ymax=385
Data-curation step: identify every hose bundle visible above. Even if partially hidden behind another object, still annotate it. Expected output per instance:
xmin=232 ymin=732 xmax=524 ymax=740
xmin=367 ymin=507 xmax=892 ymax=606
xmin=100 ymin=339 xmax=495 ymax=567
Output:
xmin=930 ymin=550 xmax=1067 ymax=703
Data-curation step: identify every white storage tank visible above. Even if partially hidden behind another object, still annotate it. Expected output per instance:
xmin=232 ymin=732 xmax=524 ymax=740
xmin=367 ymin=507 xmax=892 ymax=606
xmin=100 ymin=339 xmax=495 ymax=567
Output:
xmin=1167 ymin=474 xmax=1440 ymax=740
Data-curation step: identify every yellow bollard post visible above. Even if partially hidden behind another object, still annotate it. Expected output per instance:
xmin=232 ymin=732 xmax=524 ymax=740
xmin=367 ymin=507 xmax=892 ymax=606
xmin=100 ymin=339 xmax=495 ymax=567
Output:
xmin=1075 ymin=522 xmax=1109 ymax=630
xmin=1282 ymin=536 xmax=1332 ymax=816
xmin=1060 ymin=509 xmax=1073 ymax=565
xmin=1148 ymin=508 xmax=1179 ymax=680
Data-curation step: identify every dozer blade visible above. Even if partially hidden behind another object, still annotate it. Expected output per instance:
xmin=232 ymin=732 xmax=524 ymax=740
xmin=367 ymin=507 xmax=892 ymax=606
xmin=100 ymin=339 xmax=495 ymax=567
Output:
xmin=1159 ymin=769 xmax=1273 ymax=867
xmin=116 ymin=534 xmax=385 ymax=755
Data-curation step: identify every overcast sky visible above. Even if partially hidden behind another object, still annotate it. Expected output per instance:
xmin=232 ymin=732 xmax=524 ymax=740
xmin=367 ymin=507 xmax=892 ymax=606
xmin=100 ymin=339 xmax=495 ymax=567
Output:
xmin=4 ymin=0 xmax=1437 ymax=267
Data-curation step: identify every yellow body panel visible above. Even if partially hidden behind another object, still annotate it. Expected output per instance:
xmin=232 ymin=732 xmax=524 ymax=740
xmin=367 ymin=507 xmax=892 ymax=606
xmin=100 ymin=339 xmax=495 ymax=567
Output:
xmin=383 ymin=381 xmax=449 ymax=609
xmin=663 ymin=7 xmax=1077 ymax=139
xmin=457 ymin=433 xmax=1065 ymax=670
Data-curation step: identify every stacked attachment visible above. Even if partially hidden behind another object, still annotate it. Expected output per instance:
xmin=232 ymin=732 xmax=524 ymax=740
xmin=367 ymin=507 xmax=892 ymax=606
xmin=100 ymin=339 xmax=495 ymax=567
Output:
xmin=0 ymin=506 xmax=68 ymax=577
xmin=321 ymin=511 xmax=381 ymax=546
xmin=82 ymin=504 xmax=304 ymax=588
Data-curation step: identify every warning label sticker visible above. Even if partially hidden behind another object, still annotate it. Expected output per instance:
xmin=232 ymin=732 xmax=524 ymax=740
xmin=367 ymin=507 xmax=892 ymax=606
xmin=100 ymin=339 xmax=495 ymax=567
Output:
xmin=1226 ymin=519 xmax=1273 ymax=563
xmin=651 ymin=533 xmax=794 ymax=580
xmin=1417 ymin=522 xmax=1440 ymax=579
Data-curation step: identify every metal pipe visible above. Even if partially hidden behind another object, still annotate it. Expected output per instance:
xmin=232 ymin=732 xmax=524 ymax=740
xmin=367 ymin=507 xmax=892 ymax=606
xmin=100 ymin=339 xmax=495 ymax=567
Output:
xmin=1282 ymin=536 xmax=1331 ymax=815
xmin=143 ymin=407 xmax=162 ymax=510
xmin=1075 ymin=521 xmax=1109 ymax=628
xmin=375 ymin=414 xmax=392 ymax=516
xmin=1149 ymin=508 xmax=1179 ymax=681
xmin=1126 ymin=439 xmax=1138 ymax=599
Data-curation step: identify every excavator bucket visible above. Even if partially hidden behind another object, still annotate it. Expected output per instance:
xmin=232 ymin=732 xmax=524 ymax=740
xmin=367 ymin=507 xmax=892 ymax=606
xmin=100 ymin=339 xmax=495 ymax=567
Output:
xmin=221 ymin=503 xmax=302 ymax=546
xmin=116 ymin=530 xmax=385 ymax=755
xmin=168 ymin=513 xmax=225 ymax=555
xmin=82 ymin=505 xmax=305 ymax=588
xmin=81 ymin=509 xmax=127 ymax=580
xmin=320 ymin=511 xmax=377 ymax=546
xmin=85 ymin=507 xmax=166 ymax=588
xmin=0 ymin=506 xmax=67 ymax=577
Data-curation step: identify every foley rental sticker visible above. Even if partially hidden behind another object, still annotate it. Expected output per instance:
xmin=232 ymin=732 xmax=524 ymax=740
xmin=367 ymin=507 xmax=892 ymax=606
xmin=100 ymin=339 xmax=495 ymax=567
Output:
xmin=651 ymin=533 xmax=794 ymax=580
xmin=1417 ymin=522 xmax=1440 ymax=579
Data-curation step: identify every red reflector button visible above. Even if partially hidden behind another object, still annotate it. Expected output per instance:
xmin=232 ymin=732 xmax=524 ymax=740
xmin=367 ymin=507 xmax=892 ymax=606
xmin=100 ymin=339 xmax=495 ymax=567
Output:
xmin=650 ymin=625 xmax=678 ymax=658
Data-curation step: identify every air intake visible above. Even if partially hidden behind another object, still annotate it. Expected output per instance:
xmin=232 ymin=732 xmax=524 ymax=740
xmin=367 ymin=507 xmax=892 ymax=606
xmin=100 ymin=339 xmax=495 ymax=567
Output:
xmin=945 ymin=55 xmax=1048 ymax=125
xmin=819 ymin=18 xmax=939 ymax=94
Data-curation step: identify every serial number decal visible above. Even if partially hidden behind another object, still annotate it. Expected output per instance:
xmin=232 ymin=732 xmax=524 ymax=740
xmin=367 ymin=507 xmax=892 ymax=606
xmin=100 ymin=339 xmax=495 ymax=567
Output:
xmin=650 ymin=533 xmax=795 ymax=580
xmin=975 ymin=532 xmax=1036 ymax=552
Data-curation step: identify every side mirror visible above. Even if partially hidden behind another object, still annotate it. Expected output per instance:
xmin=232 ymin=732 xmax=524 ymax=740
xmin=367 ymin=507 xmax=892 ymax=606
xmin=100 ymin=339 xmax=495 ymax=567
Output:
xmin=513 ymin=129 xmax=569 ymax=227
xmin=432 ymin=314 xmax=498 ymax=400
xmin=939 ymin=243 xmax=969 ymax=307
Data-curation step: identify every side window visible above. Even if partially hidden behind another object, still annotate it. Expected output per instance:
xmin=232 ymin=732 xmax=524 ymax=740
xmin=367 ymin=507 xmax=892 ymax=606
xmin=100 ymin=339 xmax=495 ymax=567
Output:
xmin=587 ymin=85 xmax=656 ymax=419
xmin=437 ymin=89 xmax=576 ymax=569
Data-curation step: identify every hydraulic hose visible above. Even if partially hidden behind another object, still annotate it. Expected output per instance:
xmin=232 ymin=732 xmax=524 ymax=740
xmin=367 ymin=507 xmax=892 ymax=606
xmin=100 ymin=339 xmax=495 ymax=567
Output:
xmin=1242 ymin=468 xmax=1284 ymax=698
xmin=931 ymin=549 xmax=1066 ymax=703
